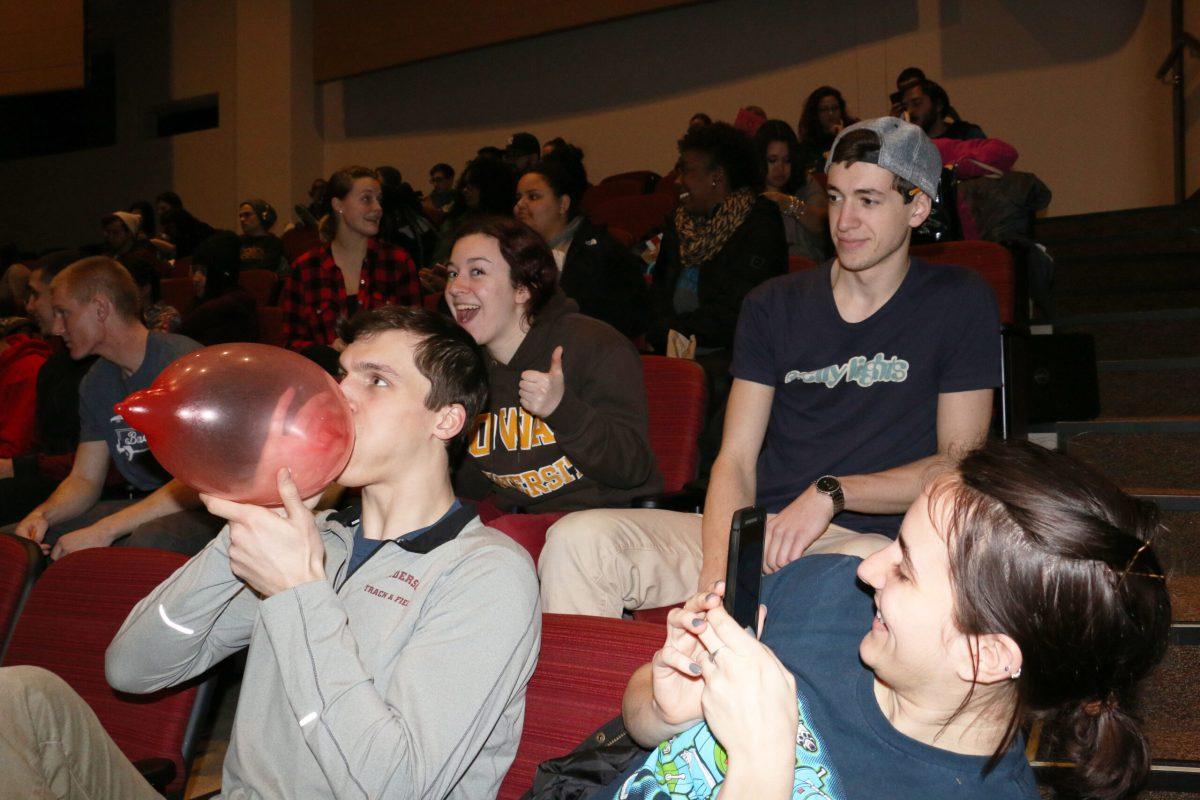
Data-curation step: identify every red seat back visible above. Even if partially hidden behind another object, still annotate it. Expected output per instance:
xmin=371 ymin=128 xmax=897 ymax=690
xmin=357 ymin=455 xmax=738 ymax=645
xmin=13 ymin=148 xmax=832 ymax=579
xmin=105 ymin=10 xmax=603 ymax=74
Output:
xmin=160 ymin=276 xmax=194 ymax=314
xmin=607 ymin=226 xmax=635 ymax=248
xmin=239 ymin=268 xmax=277 ymax=308
xmin=590 ymin=194 xmax=677 ymax=243
xmin=911 ymin=241 xmax=1015 ymax=325
xmin=281 ymin=226 xmax=322 ymax=264
xmin=655 ymin=170 xmax=679 ymax=194
xmin=642 ymin=356 xmax=707 ymax=492
xmin=168 ymin=256 xmax=192 ymax=279
xmin=258 ymin=305 xmax=285 ymax=347
xmin=2 ymin=548 xmax=200 ymax=793
xmin=788 ymin=255 xmax=817 ymax=273
xmin=489 ymin=512 xmax=567 ymax=565
xmin=497 ymin=614 xmax=662 ymax=800
xmin=599 ymin=171 xmax=659 ymax=192
xmin=0 ymin=533 xmax=43 ymax=662
xmin=581 ymin=179 xmax=649 ymax=217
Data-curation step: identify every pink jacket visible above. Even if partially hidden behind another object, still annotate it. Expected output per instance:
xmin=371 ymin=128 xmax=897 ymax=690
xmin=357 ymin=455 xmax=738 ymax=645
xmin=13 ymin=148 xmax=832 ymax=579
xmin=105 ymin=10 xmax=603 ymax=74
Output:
xmin=934 ymin=137 xmax=1018 ymax=177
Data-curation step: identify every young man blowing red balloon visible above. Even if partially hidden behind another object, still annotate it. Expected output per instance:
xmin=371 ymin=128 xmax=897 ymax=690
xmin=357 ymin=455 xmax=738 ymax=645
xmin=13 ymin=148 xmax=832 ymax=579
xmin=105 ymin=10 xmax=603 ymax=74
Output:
xmin=0 ymin=306 xmax=540 ymax=799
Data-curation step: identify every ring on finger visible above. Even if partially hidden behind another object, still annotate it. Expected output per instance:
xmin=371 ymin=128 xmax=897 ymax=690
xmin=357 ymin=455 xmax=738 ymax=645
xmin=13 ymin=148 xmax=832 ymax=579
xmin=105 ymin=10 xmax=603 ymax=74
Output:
xmin=709 ymin=645 xmax=727 ymax=662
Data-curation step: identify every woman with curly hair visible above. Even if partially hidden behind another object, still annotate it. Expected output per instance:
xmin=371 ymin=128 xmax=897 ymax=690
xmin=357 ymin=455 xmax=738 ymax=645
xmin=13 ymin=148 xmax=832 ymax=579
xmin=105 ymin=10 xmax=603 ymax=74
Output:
xmin=651 ymin=121 xmax=787 ymax=355
xmin=754 ymin=119 xmax=829 ymax=262
xmin=797 ymin=86 xmax=857 ymax=178
xmin=651 ymin=122 xmax=787 ymax=461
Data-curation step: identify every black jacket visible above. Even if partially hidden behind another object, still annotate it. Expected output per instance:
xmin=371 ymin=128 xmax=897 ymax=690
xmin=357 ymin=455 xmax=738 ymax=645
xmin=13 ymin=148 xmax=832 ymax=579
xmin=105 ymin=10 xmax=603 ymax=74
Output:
xmin=651 ymin=195 xmax=787 ymax=350
xmin=560 ymin=217 xmax=650 ymax=339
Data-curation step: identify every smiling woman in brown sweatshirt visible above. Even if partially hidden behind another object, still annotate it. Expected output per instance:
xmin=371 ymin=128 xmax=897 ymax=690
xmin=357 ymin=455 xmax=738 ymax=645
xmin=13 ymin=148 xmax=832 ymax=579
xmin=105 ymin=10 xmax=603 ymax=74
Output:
xmin=446 ymin=216 xmax=662 ymax=512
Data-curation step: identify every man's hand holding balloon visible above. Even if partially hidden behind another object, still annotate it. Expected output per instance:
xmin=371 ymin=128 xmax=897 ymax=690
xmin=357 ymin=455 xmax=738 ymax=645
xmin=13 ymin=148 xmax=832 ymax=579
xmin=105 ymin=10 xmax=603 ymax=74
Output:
xmin=519 ymin=345 xmax=566 ymax=418
xmin=201 ymin=468 xmax=326 ymax=598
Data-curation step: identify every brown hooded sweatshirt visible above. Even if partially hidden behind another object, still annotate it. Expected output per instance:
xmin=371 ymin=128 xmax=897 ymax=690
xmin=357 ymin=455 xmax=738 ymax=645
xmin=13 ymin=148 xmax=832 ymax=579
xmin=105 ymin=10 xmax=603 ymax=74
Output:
xmin=457 ymin=292 xmax=662 ymax=511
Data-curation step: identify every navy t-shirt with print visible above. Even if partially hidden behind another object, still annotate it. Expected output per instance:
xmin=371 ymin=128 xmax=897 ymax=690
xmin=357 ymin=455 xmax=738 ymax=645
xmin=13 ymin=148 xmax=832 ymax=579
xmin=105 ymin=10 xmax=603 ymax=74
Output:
xmin=79 ymin=331 xmax=201 ymax=491
xmin=732 ymin=258 xmax=1000 ymax=536
xmin=607 ymin=555 xmax=1038 ymax=800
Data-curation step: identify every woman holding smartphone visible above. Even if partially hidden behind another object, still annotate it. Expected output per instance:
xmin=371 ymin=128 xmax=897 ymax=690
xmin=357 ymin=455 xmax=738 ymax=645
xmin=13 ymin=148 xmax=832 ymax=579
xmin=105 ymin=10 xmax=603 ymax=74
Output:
xmin=615 ymin=441 xmax=1170 ymax=800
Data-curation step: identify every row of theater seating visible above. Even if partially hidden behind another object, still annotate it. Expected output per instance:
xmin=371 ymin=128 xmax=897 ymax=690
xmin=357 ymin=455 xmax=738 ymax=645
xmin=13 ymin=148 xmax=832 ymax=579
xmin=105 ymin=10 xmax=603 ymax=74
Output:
xmin=0 ymin=533 xmax=666 ymax=799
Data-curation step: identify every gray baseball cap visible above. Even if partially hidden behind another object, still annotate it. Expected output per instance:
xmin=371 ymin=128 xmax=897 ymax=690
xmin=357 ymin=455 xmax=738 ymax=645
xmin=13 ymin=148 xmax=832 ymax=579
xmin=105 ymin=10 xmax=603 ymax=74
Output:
xmin=825 ymin=117 xmax=942 ymax=199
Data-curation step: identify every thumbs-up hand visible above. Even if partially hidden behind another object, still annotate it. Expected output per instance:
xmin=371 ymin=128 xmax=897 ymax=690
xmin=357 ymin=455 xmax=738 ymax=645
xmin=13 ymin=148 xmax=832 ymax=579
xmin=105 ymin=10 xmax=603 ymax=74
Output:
xmin=519 ymin=345 xmax=566 ymax=418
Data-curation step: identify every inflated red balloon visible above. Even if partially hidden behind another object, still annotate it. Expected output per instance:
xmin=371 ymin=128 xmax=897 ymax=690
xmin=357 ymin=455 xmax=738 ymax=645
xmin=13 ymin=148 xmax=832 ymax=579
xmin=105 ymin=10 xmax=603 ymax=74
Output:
xmin=115 ymin=343 xmax=354 ymax=505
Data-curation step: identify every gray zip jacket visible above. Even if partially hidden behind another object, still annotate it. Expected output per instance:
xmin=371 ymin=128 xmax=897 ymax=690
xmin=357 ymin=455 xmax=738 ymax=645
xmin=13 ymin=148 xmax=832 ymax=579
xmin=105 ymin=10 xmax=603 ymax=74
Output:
xmin=105 ymin=502 xmax=541 ymax=799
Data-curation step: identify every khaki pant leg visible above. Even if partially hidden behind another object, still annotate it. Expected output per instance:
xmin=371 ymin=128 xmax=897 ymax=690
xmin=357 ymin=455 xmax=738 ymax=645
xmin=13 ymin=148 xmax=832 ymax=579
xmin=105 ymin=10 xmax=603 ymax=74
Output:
xmin=539 ymin=509 xmax=704 ymax=617
xmin=0 ymin=666 xmax=158 ymax=800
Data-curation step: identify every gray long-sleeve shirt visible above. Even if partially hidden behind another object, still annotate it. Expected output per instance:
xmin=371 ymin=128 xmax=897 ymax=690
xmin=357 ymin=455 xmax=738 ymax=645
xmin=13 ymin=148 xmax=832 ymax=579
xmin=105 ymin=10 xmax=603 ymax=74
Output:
xmin=106 ymin=503 xmax=541 ymax=799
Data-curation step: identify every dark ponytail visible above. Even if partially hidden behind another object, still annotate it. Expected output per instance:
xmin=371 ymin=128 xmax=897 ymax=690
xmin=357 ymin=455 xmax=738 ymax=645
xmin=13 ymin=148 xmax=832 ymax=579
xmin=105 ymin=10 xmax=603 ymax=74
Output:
xmin=939 ymin=441 xmax=1171 ymax=798
xmin=1043 ymin=702 xmax=1151 ymax=800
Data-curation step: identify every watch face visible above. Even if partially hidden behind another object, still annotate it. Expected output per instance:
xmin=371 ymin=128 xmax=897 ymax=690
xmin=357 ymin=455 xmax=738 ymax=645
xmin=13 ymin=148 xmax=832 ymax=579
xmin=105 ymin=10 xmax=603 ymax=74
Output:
xmin=816 ymin=476 xmax=839 ymax=494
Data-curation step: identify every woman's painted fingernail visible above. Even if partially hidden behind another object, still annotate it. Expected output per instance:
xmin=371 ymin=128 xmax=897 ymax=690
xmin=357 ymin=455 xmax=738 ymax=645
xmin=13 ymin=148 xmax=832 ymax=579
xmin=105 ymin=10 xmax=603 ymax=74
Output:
xmin=688 ymin=662 xmax=702 ymax=675
xmin=691 ymin=617 xmax=704 ymax=627
xmin=705 ymin=593 xmax=718 ymax=603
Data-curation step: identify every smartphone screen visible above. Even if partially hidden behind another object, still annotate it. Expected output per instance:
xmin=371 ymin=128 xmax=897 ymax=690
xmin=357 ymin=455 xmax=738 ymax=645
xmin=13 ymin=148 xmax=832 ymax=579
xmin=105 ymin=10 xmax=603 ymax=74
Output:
xmin=723 ymin=506 xmax=766 ymax=629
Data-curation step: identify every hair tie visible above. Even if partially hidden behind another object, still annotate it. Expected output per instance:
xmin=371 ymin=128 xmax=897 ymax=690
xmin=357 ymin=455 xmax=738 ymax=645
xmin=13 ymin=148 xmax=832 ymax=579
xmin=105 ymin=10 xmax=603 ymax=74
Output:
xmin=1083 ymin=693 xmax=1119 ymax=717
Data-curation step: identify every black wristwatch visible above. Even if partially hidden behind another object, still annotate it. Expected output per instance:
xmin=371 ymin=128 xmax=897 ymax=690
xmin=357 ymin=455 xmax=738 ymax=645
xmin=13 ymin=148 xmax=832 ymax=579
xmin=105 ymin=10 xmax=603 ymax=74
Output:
xmin=815 ymin=475 xmax=845 ymax=515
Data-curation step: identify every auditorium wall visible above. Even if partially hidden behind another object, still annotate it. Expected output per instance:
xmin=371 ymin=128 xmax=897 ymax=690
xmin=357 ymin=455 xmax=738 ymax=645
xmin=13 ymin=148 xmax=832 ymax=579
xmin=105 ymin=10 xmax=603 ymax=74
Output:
xmin=0 ymin=0 xmax=1195 ymax=254
xmin=323 ymin=0 xmax=1184 ymax=218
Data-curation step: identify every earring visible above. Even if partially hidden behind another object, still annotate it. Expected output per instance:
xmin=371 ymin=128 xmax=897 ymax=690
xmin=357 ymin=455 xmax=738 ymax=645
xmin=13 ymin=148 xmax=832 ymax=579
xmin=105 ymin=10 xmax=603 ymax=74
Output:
xmin=711 ymin=179 xmax=718 ymax=188
xmin=1005 ymin=666 xmax=1021 ymax=680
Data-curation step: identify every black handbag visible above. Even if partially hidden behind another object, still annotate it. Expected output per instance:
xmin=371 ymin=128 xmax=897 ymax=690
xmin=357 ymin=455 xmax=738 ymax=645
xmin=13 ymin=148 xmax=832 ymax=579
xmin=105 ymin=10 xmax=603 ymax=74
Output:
xmin=521 ymin=713 xmax=652 ymax=800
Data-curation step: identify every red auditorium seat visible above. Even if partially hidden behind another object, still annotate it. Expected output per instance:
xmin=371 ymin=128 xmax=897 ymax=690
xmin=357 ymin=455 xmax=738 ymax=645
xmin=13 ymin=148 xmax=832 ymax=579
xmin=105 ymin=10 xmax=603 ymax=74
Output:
xmin=497 ymin=614 xmax=662 ymax=800
xmin=788 ymin=255 xmax=817 ymax=273
xmin=168 ymin=256 xmax=191 ymax=280
xmin=257 ymin=305 xmax=286 ymax=347
xmin=280 ymin=226 xmax=322 ymax=263
xmin=161 ymin=276 xmax=194 ymax=313
xmin=2 ymin=548 xmax=215 ymax=795
xmin=599 ymin=170 xmax=659 ymax=192
xmin=911 ymin=240 xmax=1015 ymax=324
xmin=607 ymin=226 xmax=636 ymax=248
xmin=589 ymin=193 xmax=678 ymax=242
xmin=640 ymin=356 xmax=706 ymax=493
xmin=238 ymin=268 xmax=278 ymax=308
xmin=655 ymin=169 xmax=679 ymax=195
xmin=0 ymin=532 xmax=43 ymax=662
xmin=581 ymin=178 xmax=648 ymax=217
xmin=488 ymin=355 xmax=707 ymax=565
xmin=911 ymin=240 xmax=1023 ymax=438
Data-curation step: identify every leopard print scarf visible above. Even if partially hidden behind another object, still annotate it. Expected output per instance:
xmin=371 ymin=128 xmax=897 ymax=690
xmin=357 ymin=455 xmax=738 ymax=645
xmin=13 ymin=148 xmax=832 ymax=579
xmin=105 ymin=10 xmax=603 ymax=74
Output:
xmin=674 ymin=188 xmax=756 ymax=268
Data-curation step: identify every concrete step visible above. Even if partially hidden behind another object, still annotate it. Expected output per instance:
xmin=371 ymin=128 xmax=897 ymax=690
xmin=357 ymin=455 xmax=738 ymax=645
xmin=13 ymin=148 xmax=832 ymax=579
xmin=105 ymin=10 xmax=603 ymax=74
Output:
xmin=1054 ymin=255 xmax=1200 ymax=296
xmin=1096 ymin=360 xmax=1200 ymax=418
xmin=1035 ymin=200 xmax=1200 ymax=248
xmin=1059 ymin=419 xmax=1200 ymax=492
xmin=1055 ymin=289 xmax=1200 ymax=317
xmin=1055 ymin=310 xmax=1200 ymax=361
xmin=1141 ymin=643 xmax=1200 ymax=764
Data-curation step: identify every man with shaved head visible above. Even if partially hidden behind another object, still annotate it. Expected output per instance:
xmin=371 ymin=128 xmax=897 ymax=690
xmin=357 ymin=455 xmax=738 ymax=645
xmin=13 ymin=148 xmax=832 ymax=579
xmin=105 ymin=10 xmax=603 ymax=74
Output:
xmin=4 ymin=256 xmax=221 ymax=558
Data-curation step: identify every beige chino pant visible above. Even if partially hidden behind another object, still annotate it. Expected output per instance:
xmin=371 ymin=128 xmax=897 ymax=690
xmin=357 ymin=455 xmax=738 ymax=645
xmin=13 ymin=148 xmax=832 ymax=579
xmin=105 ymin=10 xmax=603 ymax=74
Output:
xmin=538 ymin=508 xmax=889 ymax=617
xmin=0 ymin=666 xmax=158 ymax=800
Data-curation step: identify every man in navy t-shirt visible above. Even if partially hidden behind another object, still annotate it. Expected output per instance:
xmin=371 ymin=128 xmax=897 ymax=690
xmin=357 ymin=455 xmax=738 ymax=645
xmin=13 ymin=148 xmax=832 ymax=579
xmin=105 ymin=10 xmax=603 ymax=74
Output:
xmin=540 ymin=118 xmax=999 ymax=617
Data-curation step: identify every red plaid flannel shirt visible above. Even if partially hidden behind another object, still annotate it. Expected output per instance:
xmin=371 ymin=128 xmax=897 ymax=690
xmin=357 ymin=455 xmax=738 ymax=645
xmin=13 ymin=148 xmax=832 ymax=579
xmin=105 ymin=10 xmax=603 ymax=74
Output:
xmin=281 ymin=239 xmax=421 ymax=350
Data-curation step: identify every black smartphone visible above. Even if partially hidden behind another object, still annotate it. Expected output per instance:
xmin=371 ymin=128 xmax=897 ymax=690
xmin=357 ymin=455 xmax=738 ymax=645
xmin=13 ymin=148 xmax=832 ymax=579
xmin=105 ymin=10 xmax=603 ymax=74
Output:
xmin=723 ymin=506 xmax=766 ymax=629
